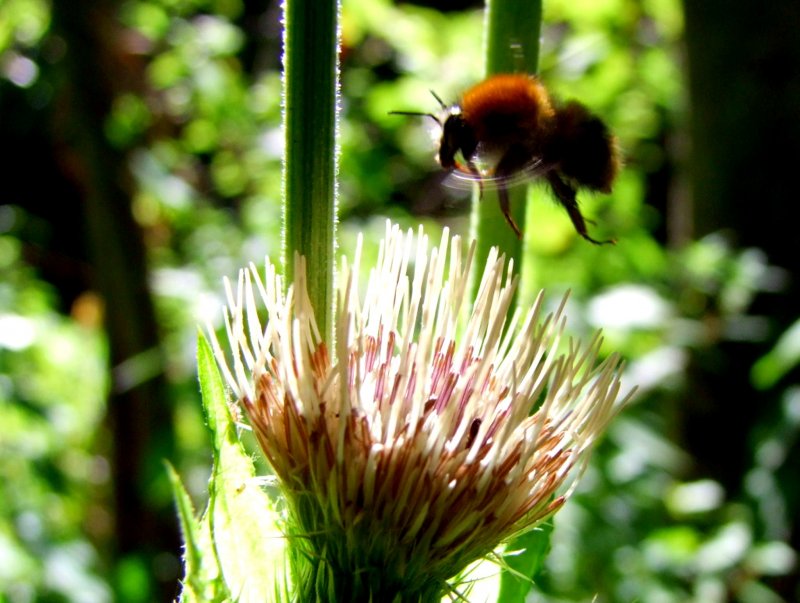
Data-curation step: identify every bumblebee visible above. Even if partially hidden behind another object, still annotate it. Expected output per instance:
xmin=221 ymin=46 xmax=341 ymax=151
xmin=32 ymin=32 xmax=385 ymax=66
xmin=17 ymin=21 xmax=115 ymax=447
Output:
xmin=394 ymin=74 xmax=620 ymax=244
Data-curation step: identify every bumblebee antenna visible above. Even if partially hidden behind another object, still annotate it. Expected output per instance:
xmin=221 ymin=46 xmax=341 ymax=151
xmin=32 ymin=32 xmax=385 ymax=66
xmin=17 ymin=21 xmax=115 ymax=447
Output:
xmin=429 ymin=89 xmax=447 ymax=110
xmin=389 ymin=89 xmax=448 ymax=125
xmin=388 ymin=110 xmax=442 ymax=126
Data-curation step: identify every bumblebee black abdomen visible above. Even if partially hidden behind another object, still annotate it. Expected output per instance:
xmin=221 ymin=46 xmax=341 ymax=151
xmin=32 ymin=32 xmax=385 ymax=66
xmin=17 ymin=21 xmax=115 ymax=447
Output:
xmin=550 ymin=101 xmax=620 ymax=193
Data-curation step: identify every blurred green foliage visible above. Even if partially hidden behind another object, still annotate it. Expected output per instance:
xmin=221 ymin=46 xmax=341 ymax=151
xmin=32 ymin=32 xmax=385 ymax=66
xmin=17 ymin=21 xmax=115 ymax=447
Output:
xmin=0 ymin=231 xmax=110 ymax=601
xmin=1 ymin=0 xmax=798 ymax=601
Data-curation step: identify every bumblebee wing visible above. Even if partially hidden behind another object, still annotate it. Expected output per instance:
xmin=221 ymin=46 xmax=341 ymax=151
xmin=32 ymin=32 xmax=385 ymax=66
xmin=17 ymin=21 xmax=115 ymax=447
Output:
xmin=442 ymin=157 xmax=550 ymax=192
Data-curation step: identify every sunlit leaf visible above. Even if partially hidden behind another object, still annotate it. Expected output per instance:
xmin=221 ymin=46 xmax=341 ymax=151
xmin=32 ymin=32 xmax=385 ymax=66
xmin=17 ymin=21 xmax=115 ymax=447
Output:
xmin=167 ymin=463 xmax=228 ymax=603
xmin=197 ymin=332 xmax=288 ymax=602
xmin=497 ymin=521 xmax=553 ymax=603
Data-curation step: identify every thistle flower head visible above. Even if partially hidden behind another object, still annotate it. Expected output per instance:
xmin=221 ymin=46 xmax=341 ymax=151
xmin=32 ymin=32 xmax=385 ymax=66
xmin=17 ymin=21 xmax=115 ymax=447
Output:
xmin=210 ymin=222 xmax=632 ymax=601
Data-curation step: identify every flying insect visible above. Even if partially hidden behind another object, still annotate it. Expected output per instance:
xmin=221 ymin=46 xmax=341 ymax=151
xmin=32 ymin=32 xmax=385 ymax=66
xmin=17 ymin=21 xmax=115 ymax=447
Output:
xmin=392 ymin=73 xmax=620 ymax=244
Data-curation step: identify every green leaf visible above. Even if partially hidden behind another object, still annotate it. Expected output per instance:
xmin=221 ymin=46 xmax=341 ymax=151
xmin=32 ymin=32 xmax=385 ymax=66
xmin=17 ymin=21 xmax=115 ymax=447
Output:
xmin=197 ymin=332 xmax=289 ymax=602
xmin=167 ymin=463 xmax=205 ymax=597
xmin=168 ymin=463 xmax=228 ymax=602
xmin=751 ymin=317 xmax=800 ymax=389
xmin=496 ymin=521 xmax=553 ymax=603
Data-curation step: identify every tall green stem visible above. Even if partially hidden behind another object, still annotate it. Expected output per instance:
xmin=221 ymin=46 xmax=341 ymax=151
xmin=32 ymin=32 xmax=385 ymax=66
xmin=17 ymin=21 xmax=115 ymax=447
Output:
xmin=282 ymin=0 xmax=341 ymax=343
xmin=471 ymin=0 xmax=542 ymax=300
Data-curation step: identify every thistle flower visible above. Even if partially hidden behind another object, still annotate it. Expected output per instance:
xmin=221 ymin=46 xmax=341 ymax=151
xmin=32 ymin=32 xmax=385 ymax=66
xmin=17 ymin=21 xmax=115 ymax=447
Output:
xmin=209 ymin=222 xmax=632 ymax=602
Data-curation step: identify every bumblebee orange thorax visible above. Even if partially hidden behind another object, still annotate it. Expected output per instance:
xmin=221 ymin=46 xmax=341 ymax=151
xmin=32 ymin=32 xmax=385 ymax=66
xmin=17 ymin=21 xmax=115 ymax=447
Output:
xmin=459 ymin=74 xmax=555 ymax=143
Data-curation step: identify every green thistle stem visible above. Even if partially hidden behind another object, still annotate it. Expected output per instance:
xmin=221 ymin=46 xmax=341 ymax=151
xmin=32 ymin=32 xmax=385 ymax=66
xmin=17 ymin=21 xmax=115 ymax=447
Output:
xmin=282 ymin=0 xmax=341 ymax=344
xmin=471 ymin=0 xmax=542 ymax=301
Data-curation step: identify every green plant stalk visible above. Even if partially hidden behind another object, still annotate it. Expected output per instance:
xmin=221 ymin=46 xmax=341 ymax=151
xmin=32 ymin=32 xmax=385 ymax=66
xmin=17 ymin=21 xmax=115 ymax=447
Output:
xmin=471 ymin=0 xmax=542 ymax=300
xmin=282 ymin=0 xmax=341 ymax=344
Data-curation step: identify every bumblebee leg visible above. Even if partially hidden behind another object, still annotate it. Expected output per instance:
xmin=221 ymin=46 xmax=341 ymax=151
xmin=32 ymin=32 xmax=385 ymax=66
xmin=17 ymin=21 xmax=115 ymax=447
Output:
xmin=494 ymin=147 xmax=530 ymax=238
xmin=546 ymin=172 xmax=615 ymax=245
xmin=497 ymin=180 xmax=521 ymax=238
xmin=455 ymin=160 xmax=485 ymax=198
xmin=466 ymin=160 xmax=484 ymax=199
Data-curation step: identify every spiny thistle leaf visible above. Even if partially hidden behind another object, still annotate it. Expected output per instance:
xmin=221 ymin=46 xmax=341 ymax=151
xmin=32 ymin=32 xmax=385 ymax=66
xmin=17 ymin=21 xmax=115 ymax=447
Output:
xmin=196 ymin=332 xmax=288 ymax=602
xmin=168 ymin=463 xmax=226 ymax=603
